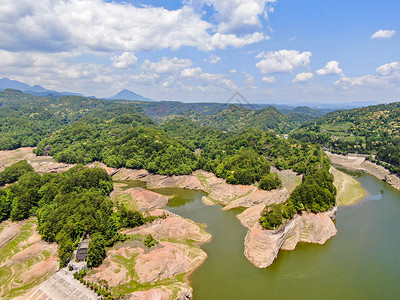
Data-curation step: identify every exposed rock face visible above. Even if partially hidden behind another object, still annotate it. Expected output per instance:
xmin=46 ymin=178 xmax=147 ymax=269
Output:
xmin=326 ymin=152 xmax=400 ymax=190
xmin=244 ymin=207 xmax=337 ymax=268
xmin=124 ymin=187 xmax=169 ymax=211
xmin=86 ymin=161 xmax=118 ymax=176
xmin=124 ymin=210 xmax=211 ymax=244
xmin=127 ymin=282 xmax=193 ymax=300
xmin=196 ymin=170 xmax=290 ymax=210
xmin=0 ymin=221 xmax=22 ymax=248
xmin=135 ymin=242 xmax=207 ymax=283
xmin=112 ymin=168 xmax=205 ymax=191
xmin=236 ymin=204 xmax=266 ymax=229
xmin=0 ymin=219 xmax=59 ymax=299
xmin=223 ymin=187 xmax=290 ymax=210
xmin=0 ymin=147 xmax=73 ymax=173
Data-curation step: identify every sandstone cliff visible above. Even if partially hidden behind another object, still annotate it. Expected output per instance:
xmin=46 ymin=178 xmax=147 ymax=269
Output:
xmin=244 ymin=207 xmax=337 ymax=268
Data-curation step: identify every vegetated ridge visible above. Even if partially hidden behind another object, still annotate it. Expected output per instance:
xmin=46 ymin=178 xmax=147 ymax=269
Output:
xmin=291 ymin=101 xmax=400 ymax=174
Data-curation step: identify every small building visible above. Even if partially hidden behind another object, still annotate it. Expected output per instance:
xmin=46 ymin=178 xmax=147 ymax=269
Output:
xmin=76 ymin=240 xmax=90 ymax=261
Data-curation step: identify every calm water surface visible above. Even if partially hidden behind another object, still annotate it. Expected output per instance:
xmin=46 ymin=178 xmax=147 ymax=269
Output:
xmin=122 ymin=171 xmax=400 ymax=299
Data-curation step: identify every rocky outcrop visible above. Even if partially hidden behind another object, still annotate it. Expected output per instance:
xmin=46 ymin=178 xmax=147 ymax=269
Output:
xmin=244 ymin=207 xmax=337 ymax=268
xmin=89 ymin=241 xmax=199 ymax=299
xmin=86 ymin=161 xmax=118 ymax=176
xmin=127 ymin=282 xmax=192 ymax=300
xmin=236 ymin=204 xmax=265 ymax=229
xmin=124 ymin=210 xmax=211 ymax=244
xmin=120 ymin=187 xmax=169 ymax=211
xmin=112 ymin=168 xmax=205 ymax=191
xmin=196 ymin=170 xmax=290 ymax=210
xmin=0 ymin=147 xmax=73 ymax=174
xmin=135 ymin=242 xmax=207 ymax=283
xmin=223 ymin=187 xmax=290 ymax=210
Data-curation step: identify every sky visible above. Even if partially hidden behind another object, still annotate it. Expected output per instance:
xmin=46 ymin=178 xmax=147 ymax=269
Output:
xmin=0 ymin=0 xmax=399 ymax=104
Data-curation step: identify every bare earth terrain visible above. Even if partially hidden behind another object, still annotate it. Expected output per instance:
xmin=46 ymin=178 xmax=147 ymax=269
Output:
xmin=0 ymin=219 xmax=59 ymax=299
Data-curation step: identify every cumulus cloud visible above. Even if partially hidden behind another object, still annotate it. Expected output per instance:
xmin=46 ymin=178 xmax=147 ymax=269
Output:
xmin=256 ymin=50 xmax=312 ymax=74
xmin=111 ymin=52 xmax=138 ymax=69
xmin=262 ymin=76 xmax=276 ymax=83
xmin=334 ymin=74 xmax=391 ymax=87
xmin=335 ymin=61 xmax=400 ymax=88
xmin=230 ymin=69 xmax=238 ymax=73
xmin=209 ymin=32 xmax=266 ymax=50
xmin=376 ymin=62 xmax=400 ymax=76
xmin=0 ymin=0 xmax=269 ymax=53
xmin=292 ymin=72 xmax=313 ymax=83
xmin=142 ymin=57 xmax=192 ymax=74
xmin=316 ymin=61 xmax=343 ymax=75
xmin=198 ymin=0 xmax=277 ymax=33
xmin=204 ymin=55 xmax=221 ymax=64
xmin=371 ymin=29 xmax=396 ymax=39
xmin=180 ymin=67 xmax=203 ymax=78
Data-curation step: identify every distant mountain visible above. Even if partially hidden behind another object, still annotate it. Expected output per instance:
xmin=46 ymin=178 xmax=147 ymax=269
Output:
xmin=279 ymin=106 xmax=325 ymax=117
xmin=0 ymin=78 xmax=86 ymax=97
xmin=0 ymin=78 xmax=45 ymax=92
xmin=110 ymin=89 xmax=153 ymax=102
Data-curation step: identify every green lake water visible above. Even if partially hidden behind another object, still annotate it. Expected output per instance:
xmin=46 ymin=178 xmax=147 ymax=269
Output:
xmin=154 ymin=171 xmax=400 ymax=299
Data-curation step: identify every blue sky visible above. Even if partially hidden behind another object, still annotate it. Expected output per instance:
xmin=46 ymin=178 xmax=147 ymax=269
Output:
xmin=0 ymin=0 xmax=399 ymax=104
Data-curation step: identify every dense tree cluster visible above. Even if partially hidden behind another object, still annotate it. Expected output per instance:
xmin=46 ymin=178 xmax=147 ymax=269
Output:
xmin=0 ymin=160 xmax=33 ymax=186
xmin=260 ymin=148 xmax=336 ymax=230
xmin=0 ymin=162 xmax=149 ymax=267
xmin=259 ymin=173 xmax=282 ymax=191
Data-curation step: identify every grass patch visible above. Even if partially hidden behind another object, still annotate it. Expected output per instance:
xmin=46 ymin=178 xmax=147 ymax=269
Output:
xmin=332 ymin=167 xmax=367 ymax=206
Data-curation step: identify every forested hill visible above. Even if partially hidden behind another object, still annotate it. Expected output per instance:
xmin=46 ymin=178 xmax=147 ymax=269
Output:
xmin=0 ymin=90 xmax=323 ymax=152
xmin=0 ymin=89 xmax=152 ymax=150
xmin=125 ymin=101 xmax=321 ymax=133
xmin=205 ymin=105 xmax=317 ymax=133
xmin=291 ymin=101 xmax=400 ymax=174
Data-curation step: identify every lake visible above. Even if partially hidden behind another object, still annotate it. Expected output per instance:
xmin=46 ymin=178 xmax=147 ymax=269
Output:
xmin=153 ymin=170 xmax=400 ymax=299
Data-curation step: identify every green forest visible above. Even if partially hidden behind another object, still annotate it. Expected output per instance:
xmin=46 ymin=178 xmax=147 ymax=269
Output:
xmin=291 ymin=102 xmax=400 ymax=174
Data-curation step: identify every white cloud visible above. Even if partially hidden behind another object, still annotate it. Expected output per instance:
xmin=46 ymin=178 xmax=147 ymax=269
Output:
xmin=111 ymin=52 xmax=138 ymax=69
xmin=180 ymin=67 xmax=203 ymax=78
xmin=0 ymin=0 xmax=268 ymax=53
xmin=209 ymin=32 xmax=266 ymax=50
xmin=204 ymin=55 xmax=221 ymax=64
xmin=142 ymin=57 xmax=192 ymax=74
xmin=376 ymin=62 xmax=400 ymax=75
xmin=371 ymin=29 xmax=396 ymax=39
xmin=262 ymin=76 xmax=276 ymax=83
xmin=334 ymin=74 xmax=391 ymax=87
xmin=292 ymin=72 xmax=313 ymax=83
xmin=189 ymin=0 xmax=277 ymax=34
xmin=256 ymin=49 xmax=312 ymax=74
xmin=230 ymin=69 xmax=238 ymax=73
xmin=316 ymin=61 xmax=343 ymax=75
xmin=243 ymin=73 xmax=255 ymax=88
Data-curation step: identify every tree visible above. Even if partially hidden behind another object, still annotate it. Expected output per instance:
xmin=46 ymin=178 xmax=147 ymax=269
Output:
xmin=87 ymin=233 xmax=106 ymax=268
xmin=259 ymin=173 xmax=282 ymax=191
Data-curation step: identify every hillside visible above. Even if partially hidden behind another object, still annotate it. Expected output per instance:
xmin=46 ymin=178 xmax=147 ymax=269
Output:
xmin=0 ymin=89 xmax=152 ymax=150
xmin=291 ymin=101 xmax=400 ymax=174
xmin=205 ymin=105 xmax=318 ymax=133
